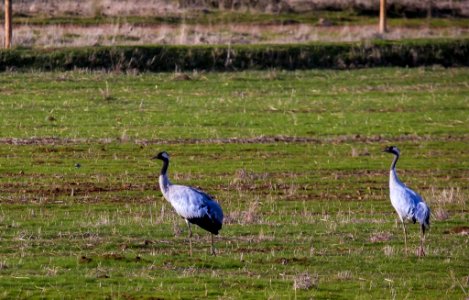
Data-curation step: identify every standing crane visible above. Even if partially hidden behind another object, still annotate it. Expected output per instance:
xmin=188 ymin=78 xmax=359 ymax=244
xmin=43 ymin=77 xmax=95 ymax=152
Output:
xmin=384 ymin=146 xmax=430 ymax=256
xmin=153 ymin=151 xmax=224 ymax=255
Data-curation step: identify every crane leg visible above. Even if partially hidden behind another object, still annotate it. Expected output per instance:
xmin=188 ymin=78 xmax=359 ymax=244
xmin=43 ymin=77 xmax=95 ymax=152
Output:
xmin=185 ymin=220 xmax=193 ymax=238
xmin=189 ymin=237 xmax=193 ymax=257
xmin=210 ymin=234 xmax=216 ymax=256
xmin=401 ymin=221 xmax=408 ymax=255
xmin=185 ymin=220 xmax=193 ymax=256
xmin=418 ymin=224 xmax=426 ymax=257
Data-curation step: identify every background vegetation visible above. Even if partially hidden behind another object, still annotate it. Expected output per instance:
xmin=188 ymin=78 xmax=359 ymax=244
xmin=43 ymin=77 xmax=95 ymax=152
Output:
xmin=1 ymin=0 xmax=468 ymax=48
xmin=1 ymin=39 xmax=469 ymax=72
xmin=2 ymin=0 xmax=468 ymax=17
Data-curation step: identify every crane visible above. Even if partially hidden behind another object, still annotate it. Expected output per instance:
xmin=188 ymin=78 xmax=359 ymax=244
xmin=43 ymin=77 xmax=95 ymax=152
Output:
xmin=152 ymin=151 xmax=224 ymax=255
xmin=384 ymin=146 xmax=430 ymax=256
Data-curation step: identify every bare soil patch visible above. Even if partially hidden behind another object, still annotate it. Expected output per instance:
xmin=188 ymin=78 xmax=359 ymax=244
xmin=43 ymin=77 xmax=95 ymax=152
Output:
xmin=1 ymin=134 xmax=468 ymax=146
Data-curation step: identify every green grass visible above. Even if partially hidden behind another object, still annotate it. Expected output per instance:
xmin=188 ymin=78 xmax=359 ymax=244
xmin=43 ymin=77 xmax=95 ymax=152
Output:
xmin=1 ymin=68 xmax=468 ymax=138
xmin=0 ymin=68 xmax=468 ymax=298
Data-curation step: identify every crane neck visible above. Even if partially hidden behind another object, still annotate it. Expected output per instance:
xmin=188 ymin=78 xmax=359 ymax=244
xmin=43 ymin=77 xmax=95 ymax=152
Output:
xmin=389 ymin=154 xmax=403 ymax=188
xmin=159 ymin=158 xmax=171 ymax=193
xmin=160 ymin=158 xmax=169 ymax=176
xmin=390 ymin=154 xmax=399 ymax=170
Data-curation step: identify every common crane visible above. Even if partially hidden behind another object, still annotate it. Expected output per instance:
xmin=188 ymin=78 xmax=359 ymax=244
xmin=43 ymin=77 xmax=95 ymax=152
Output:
xmin=153 ymin=151 xmax=223 ymax=255
xmin=384 ymin=146 xmax=430 ymax=256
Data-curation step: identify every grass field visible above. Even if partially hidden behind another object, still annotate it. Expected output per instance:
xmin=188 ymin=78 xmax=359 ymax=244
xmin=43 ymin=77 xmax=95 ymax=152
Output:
xmin=0 ymin=68 xmax=468 ymax=298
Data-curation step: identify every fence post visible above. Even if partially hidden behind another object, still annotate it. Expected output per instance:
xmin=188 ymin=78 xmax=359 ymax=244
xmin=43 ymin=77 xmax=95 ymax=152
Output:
xmin=5 ymin=0 xmax=12 ymax=48
xmin=427 ymin=0 xmax=432 ymax=19
xmin=379 ymin=0 xmax=387 ymax=33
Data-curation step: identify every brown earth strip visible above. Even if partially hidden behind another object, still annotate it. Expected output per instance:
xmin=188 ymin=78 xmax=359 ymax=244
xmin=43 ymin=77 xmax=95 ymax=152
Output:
xmin=1 ymin=134 xmax=468 ymax=146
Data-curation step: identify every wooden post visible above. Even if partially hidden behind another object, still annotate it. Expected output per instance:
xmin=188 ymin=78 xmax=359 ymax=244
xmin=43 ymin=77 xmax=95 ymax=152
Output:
xmin=5 ymin=0 xmax=13 ymax=48
xmin=427 ymin=0 xmax=432 ymax=19
xmin=379 ymin=0 xmax=387 ymax=34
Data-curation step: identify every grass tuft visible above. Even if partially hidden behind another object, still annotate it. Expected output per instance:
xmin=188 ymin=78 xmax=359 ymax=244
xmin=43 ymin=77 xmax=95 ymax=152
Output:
xmin=293 ymin=272 xmax=319 ymax=290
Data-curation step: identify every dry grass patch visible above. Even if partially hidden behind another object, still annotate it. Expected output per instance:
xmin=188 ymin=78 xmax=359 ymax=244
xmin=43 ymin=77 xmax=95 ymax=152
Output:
xmin=231 ymin=168 xmax=269 ymax=184
xmin=4 ymin=0 xmax=469 ymax=16
xmin=426 ymin=187 xmax=466 ymax=221
xmin=433 ymin=207 xmax=450 ymax=221
xmin=369 ymin=232 xmax=392 ymax=243
xmin=383 ymin=245 xmax=395 ymax=256
xmin=337 ymin=270 xmax=353 ymax=281
xmin=430 ymin=187 xmax=465 ymax=205
xmin=293 ymin=272 xmax=319 ymax=290
xmin=224 ymin=199 xmax=261 ymax=225
xmin=6 ymin=23 xmax=469 ymax=48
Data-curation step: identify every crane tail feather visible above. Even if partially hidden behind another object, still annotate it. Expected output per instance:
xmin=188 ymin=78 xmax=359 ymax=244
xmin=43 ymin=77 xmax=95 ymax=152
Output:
xmin=187 ymin=215 xmax=222 ymax=235
xmin=415 ymin=202 xmax=430 ymax=229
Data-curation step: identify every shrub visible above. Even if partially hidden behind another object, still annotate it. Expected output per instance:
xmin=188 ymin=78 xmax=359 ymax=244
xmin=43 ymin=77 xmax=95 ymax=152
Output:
xmin=0 ymin=39 xmax=468 ymax=72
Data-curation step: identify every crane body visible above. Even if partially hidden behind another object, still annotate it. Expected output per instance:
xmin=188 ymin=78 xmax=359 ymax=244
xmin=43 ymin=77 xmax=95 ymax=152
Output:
xmin=384 ymin=146 xmax=430 ymax=256
xmin=154 ymin=151 xmax=223 ymax=255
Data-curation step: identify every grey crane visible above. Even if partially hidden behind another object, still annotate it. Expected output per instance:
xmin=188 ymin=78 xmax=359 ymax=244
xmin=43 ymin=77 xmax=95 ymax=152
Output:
xmin=384 ymin=146 xmax=430 ymax=256
xmin=153 ymin=151 xmax=223 ymax=255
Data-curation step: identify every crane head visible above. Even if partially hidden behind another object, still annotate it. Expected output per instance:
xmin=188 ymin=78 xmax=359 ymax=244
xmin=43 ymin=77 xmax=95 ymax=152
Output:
xmin=383 ymin=146 xmax=400 ymax=156
xmin=152 ymin=151 xmax=170 ymax=161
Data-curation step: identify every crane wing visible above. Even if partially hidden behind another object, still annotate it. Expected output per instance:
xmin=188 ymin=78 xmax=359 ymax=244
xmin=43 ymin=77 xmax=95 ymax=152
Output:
xmin=166 ymin=185 xmax=224 ymax=234
xmin=391 ymin=183 xmax=428 ymax=224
